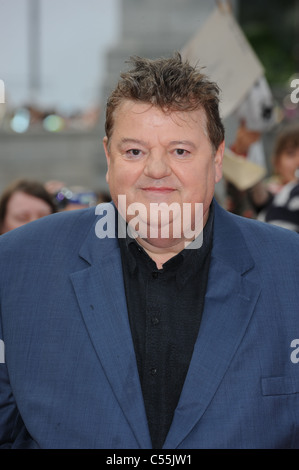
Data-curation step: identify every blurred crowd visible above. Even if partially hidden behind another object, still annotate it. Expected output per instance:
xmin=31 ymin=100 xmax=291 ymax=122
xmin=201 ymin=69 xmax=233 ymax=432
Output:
xmin=0 ymin=103 xmax=101 ymax=134
xmin=224 ymin=119 xmax=299 ymax=233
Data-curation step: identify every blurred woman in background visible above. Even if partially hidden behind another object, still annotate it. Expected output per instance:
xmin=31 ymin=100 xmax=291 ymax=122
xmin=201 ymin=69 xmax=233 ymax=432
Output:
xmin=0 ymin=179 xmax=56 ymax=234
xmin=250 ymin=121 xmax=299 ymax=231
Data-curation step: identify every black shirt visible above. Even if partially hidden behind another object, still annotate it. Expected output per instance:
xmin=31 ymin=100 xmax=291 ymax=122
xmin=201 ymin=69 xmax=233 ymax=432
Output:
xmin=118 ymin=204 xmax=214 ymax=449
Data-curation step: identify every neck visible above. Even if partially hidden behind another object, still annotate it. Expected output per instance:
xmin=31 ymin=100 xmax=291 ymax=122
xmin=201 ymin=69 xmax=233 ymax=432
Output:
xmin=122 ymin=204 xmax=211 ymax=268
xmin=135 ymin=206 xmax=210 ymax=268
xmin=136 ymin=237 xmax=188 ymax=269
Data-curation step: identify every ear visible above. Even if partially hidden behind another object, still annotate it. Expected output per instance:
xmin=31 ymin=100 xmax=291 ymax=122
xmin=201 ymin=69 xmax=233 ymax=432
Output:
xmin=103 ymin=136 xmax=110 ymax=184
xmin=214 ymin=140 xmax=225 ymax=184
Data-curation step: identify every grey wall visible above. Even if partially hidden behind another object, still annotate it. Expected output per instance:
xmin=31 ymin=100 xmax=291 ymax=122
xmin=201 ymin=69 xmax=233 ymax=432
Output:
xmin=0 ymin=127 xmax=106 ymax=194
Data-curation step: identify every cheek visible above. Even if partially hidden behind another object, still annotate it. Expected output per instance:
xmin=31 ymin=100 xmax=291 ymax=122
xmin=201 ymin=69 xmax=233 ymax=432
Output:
xmin=182 ymin=173 xmax=209 ymax=201
xmin=184 ymin=161 xmax=214 ymax=189
xmin=2 ymin=217 xmax=16 ymax=232
xmin=279 ymin=157 xmax=292 ymax=172
xmin=107 ymin=162 xmax=138 ymax=197
xmin=184 ymin=164 xmax=217 ymax=207
xmin=276 ymin=159 xmax=293 ymax=183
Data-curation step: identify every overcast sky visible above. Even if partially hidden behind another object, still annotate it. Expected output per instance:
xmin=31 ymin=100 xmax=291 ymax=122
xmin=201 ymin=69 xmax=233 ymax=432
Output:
xmin=0 ymin=0 xmax=120 ymax=114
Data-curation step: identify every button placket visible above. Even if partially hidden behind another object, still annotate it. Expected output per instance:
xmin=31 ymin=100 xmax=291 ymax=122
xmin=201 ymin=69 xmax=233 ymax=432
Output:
xmin=145 ymin=273 xmax=162 ymax=380
xmin=151 ymin=315 xmax=160 ymax=326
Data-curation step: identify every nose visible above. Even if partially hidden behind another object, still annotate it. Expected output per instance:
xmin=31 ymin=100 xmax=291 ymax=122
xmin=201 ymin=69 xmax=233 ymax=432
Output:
xmin=143 ymin=151 xmax=171 ymax=179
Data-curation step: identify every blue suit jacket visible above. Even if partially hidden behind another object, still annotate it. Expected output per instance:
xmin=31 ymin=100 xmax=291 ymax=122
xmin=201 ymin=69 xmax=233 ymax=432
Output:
xmin=0 ymin=200 xmax=299 ymax=449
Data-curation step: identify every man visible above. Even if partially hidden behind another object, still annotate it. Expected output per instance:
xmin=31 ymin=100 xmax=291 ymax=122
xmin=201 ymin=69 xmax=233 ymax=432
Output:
xmin=0 ymin=53 xmax=299 ymax=449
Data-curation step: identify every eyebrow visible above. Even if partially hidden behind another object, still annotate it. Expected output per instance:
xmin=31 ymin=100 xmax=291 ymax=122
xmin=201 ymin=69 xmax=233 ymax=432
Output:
xmin=169 ymin=140 xmax=196 ymax=149
xmin=118 ymin=138 xmax=196 ymax=149
xmin=118 ymin=138 xmax=148 ymax=147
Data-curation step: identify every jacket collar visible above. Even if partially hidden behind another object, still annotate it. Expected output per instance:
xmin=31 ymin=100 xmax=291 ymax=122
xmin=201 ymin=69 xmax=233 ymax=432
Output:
xmin=211 ymin=198 xmax=255 ymax=275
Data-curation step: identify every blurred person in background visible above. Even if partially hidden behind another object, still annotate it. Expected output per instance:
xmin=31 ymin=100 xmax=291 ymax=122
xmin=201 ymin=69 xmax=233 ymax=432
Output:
xmin=0 ymin=178 xmax=56 ymax=234
xmin=226 ymin=120 xmax=299 ymax=231
xmin=257 ymin=176 xmax=299 ymax=232
xmin=54 ymin=185 xmax=98 ymax=211
xmin=45 ymin=180 xmax=110 ymax=211
xmin=248 ymin=121 xmax=299 ymax=230
xmin=250 ymin=122 xmax=299 ymax=201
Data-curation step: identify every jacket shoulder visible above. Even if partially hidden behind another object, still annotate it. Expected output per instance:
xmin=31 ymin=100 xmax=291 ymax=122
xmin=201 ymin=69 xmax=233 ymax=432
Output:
xmin=213 ymin=201 xmax=299 ymax=266
xmin=0 ymin=207 xmax=97 ymax=254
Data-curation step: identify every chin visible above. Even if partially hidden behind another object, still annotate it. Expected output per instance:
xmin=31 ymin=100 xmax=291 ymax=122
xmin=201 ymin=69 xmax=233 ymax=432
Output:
xmin=140 ymin=234 xmax=187 ymax=250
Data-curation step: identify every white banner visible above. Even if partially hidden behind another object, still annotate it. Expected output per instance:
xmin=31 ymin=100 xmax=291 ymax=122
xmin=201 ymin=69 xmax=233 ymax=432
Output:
xmin=181 ymin=8 xmax=264 ymax=118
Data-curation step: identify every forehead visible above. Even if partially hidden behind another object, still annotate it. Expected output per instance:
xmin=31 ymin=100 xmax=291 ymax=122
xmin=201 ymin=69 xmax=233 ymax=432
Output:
xmin=7 ymin=191 xmax=49 ymax=211
xmin=111 ymin=99 xmax=207 ymax=134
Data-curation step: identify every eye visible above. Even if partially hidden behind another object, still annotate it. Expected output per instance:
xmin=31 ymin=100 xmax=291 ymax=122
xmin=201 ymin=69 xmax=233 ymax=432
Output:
xmin=285 ymin=149 xmax=297 ymax=158
xmin=126 ymin=148 xmax=142 ymax=158
xmin=174 ymin=148 xmax=190 ymax=157
xmin=13 ymin=214 xmax=28 ymax=222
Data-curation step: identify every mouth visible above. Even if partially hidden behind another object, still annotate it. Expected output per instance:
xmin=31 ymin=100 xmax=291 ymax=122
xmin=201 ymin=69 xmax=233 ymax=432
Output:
xmin=141 ymin=187 xmax=175 ymax=193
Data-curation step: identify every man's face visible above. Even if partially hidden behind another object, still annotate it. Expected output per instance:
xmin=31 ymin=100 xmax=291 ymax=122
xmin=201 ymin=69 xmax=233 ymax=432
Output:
xmin=103 ymin=100 xmax=224 ymax=247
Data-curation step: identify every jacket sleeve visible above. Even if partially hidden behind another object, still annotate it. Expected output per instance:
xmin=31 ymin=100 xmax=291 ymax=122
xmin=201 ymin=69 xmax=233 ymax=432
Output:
xmin=0 ymin=312 xmax=18 ymax=448
xmin=0 ymin=296 xmax=39 ymax=448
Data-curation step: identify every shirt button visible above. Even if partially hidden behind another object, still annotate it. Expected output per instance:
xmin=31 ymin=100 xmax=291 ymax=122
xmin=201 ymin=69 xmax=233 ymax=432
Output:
xmin=152 ymin=272 xmax=158 ymax=279
xmin=151 ymin=316 xmax=160 ymax=326
xmin=150 ymin=368 xmax=157 ymax=376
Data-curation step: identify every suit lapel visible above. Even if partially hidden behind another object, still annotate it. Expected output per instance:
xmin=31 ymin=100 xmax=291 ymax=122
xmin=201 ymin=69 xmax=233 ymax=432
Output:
xmin=70 ymin=207 xmax=151 ymax=448
xmin=163 ymin=202 xmax=261 ymax=449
